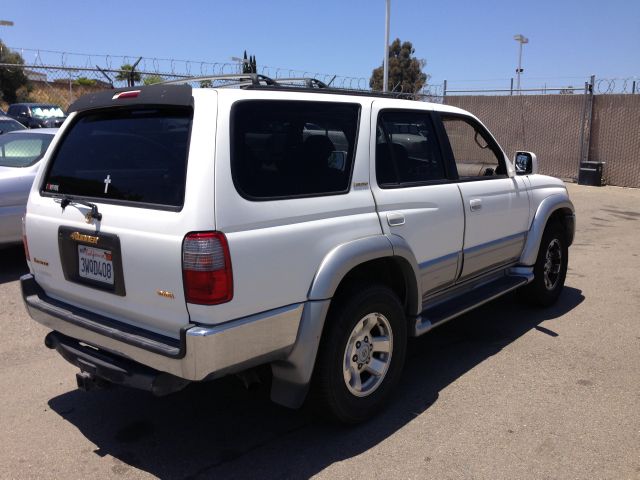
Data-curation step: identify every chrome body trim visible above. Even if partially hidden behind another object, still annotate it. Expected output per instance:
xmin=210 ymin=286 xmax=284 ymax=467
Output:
xmin=460 ymin=231 xmax=527 ymax=279
xmin=520 ymin=195 xmax=575 ymax=266
xmin=418 ymin=251 xmax=460 ymax=296
xmin=22 ymin=274 xmax=304 ymax=381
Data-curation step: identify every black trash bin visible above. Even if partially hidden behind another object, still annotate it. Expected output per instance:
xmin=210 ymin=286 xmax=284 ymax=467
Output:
xmin=578 ymin=161 xmax=605 ymax=186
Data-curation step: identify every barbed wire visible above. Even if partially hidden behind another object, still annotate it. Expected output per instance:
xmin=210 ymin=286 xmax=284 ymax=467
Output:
xmin=7 ymin=46 xmax=375 ymax=91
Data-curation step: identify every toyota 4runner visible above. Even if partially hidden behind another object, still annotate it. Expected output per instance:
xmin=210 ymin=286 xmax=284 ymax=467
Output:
xmin=21 ymin=75 xmax=575 ymax=423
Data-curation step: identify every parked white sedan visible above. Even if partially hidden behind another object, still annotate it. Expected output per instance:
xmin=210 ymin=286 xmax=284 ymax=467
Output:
xmin=0 ymin=129 xmax=57 ymax=247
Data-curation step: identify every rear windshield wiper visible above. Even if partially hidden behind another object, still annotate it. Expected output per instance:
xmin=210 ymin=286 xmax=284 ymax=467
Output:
xmin=58 ymin=195 xmax=102 ymax=221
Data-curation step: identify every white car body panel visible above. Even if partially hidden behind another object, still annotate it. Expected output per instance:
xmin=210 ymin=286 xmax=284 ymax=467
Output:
xmin=190 ymin=90 xmax=382 ymax=324
xmin=25 ymin=93 xmax=218 ymax=338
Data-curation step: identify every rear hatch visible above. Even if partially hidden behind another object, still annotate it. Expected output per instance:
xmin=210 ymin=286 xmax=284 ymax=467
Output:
xmin=25 ymin=94 xmax=199 ymax=339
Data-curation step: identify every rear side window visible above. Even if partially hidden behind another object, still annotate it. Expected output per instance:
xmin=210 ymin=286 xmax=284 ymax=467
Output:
xmin=43 ymin=107 xmax=192 ymax=208
xmin=376 ymin=110 xmax=445 ymax=186
xmin=231 ymin=100 xmax=360 ymax=199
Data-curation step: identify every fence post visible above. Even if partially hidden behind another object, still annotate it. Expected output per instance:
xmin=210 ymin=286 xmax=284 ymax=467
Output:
xmin=578 ymin=75 xmax=596 ymax=173
xmin=633 ymin=80 xmax=637 ymax=94
xmin=510 ymin=78 xmax=513 ymax=95
xmin=443 ymin=80 xmax=447 ymax=98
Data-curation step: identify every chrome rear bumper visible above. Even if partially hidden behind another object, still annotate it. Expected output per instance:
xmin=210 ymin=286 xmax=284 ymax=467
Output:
xmin=21 ymin=274 xmax=303 ymax=381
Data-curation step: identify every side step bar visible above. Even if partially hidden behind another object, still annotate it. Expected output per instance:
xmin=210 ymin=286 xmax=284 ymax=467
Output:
xmin=414 ymin=272 xmax=532 ymax=336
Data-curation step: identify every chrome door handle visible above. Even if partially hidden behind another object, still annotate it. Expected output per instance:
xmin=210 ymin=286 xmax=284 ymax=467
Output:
xmin=387 ymin=212 xmax=405 ymax=226
xmin=469 ymin=199 xmax=482 ymax=212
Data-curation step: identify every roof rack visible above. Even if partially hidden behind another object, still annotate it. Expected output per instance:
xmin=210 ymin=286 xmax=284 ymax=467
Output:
xmin=159 ymin=73 xmax=429 ymax=101
xmin=161 ymin=74 xmax=332 ymax=90
xmin=160 ymin=73 xmax=278 ymax=87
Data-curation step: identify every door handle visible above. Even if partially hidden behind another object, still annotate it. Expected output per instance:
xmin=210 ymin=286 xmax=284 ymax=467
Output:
xmin=387 ymin=212 xmax=405 ymax=227
xmin=469 ymin=199 xmax=482 ymax=212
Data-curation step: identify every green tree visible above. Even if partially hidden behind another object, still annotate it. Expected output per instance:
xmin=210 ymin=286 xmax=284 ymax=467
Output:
xmin=370 ymin=39 xmax=429 ymax=96
xmin=242 ymin=50 xmax=250 ymax=74
xmin=115 ymin=64 xmax=141 ymax=86
xmin=73 ymin=77 xmax=97 ymax=86
xmin=143 ymin=74 xmax=164 ymax=85
xmin=0 ymin=39 xmax=30 ymax=103
xmin=241 ymin=51 xmax=257 ymax=74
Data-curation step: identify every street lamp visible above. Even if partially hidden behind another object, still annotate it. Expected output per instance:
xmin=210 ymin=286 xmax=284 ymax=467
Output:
xmin=230 ymin=56 xmax=250 ymax=74
xmin=513 ymin=34 xmax=529 ymax=93
xmin=383 ymin=0 xmax=390 ymax=92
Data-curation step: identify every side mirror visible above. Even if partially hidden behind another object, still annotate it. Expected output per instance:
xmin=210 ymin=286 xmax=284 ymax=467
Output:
xmin=514 ymin=151 xmax=538 ymax=175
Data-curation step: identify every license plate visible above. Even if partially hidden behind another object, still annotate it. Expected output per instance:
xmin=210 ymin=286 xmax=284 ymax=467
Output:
xmin=78 ymin=245 xmax=114 ymax=285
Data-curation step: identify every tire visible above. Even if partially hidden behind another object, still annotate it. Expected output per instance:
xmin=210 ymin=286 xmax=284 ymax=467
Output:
xmin=313 ymin=285 xmax=407 ymax=424
xmin=519 ymin=221 xmax=568 ymax=307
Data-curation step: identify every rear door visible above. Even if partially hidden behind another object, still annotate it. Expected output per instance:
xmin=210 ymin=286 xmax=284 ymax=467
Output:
xmin=25 ymin=93 xmax=214 ymax=339
xmin=370 ymin=101 xmax=464 ymax=298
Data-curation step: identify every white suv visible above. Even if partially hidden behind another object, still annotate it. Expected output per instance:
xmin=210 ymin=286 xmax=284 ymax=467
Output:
xmin=21 ymin=76 xmax=575 ymax=423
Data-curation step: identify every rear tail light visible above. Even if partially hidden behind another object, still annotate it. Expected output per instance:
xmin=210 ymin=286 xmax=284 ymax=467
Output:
xmin=21 ymin=216 xmax=30 ymax=261
xmin=182 ymin=232 xmax=233 ymax=304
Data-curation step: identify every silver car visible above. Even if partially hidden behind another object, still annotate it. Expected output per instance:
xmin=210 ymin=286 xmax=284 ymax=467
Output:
xmin=0 ymin=129 xmax=57 ymax=246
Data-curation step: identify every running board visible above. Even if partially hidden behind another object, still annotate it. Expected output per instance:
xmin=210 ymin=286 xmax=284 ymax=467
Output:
xmin=413 ymin=273 xmax=532 ymax=336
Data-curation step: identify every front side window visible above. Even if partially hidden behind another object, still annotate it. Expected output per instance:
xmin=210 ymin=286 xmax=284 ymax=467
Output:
xmin=376 ymin=110 xmax=445 ymax=187
xmin=231 ymin=100 xmax=360 ymax=199
xmin=441 ymin=116 xmax=505 ymax=178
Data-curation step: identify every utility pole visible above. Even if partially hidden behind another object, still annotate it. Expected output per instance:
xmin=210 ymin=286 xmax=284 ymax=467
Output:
xmin=383 ymin=0 xmax=390 ymax=92
xmin=513 ymin=34 xmax=528 ymax=93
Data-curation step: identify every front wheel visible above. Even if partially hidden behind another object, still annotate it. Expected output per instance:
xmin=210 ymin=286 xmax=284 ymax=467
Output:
xmin=314 ymin=285 xmax=407 ymax=424
xmin=519 ymin=221 xmax=568 ymax=306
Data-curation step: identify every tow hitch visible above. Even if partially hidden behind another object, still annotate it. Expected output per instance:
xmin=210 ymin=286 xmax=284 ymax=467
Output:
xmin=44 ymin=331 xmax=190 ymax=396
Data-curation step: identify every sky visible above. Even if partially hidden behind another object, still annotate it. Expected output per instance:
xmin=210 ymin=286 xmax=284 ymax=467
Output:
xmin=1 ymin=0 xmax=638 ymax=90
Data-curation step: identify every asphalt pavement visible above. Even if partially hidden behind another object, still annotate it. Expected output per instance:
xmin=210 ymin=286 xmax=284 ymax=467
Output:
xmin=0 ymin=183 xmax=638 ymax=479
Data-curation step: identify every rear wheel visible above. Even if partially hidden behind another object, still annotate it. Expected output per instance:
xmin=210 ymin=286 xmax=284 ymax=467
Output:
xmin=314 ymin=285 xmax=407 ymax=424
xmin=519 ymin=221 xmax=568 ymax=306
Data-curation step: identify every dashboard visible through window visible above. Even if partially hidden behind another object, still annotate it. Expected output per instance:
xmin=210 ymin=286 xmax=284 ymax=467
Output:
xmin=441 ymin=116 xmax=506 ymax=178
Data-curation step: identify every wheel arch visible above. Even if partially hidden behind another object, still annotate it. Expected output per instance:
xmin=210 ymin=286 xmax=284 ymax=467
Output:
xmin=271 ymin=235 xmax=421 ymax=409
xmin=520 ymin=194 xmax=575 ymax=266
xmin=307 ymin=234 xmax=420 ymax=317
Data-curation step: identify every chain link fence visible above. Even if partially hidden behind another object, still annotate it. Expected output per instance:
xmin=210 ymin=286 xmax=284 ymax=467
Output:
xmin=1 ymin=46 xmax=637 ymax=187
xmin=444 ymin=81 xmax=640 ymax=188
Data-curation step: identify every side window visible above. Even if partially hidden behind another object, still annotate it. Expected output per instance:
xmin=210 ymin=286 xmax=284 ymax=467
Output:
xmin=441 ymin=116 xmax=505 ymax=178
xmin=231 ymin=100 xmax=360 ymax=199
xmin=376 ymin=111 xmax=445 ymax=187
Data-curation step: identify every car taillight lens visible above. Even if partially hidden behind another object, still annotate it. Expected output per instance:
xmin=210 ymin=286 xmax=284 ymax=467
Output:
xmin=182 ymin=232 xmax=233 ymax=304
xmin=22 ymin=216 xmax=30 ymax=261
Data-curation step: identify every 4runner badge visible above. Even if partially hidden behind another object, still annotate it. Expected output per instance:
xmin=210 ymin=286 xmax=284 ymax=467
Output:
xmin=70 ymin=232 xmax=99 ymax=244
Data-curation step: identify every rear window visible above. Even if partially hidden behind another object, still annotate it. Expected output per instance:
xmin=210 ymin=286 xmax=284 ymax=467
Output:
xmin=232 ymin=100 xmax=360 ymax=199
xmin=43 ymin=107 xmax=192 ymax=209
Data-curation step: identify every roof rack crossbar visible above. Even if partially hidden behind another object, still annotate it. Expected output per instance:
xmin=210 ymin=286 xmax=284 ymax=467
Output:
xmin=271 ymin=77 xmax=329 ymax=89
xmin=160 ymin=73 xmax=278 ymax=86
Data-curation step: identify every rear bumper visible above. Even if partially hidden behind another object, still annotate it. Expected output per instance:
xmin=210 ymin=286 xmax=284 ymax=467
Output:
xmin=21 ymin=274 xmax=303 ymax=381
